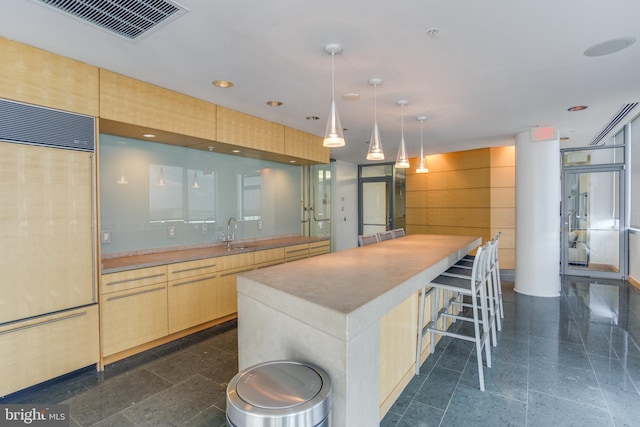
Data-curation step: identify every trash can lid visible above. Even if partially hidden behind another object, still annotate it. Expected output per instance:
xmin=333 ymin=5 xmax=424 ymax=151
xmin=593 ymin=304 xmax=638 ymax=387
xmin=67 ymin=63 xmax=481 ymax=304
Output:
xmin=227 ymin=360 xmax=331 ymax=426
xmin=236 ymin=361 xmax=322 ymax=409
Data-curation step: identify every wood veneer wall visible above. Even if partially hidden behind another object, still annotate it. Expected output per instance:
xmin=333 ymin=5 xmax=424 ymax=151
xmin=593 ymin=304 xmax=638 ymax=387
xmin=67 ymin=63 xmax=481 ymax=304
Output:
xmin=406 ymin=146 xmax=515 ymax=269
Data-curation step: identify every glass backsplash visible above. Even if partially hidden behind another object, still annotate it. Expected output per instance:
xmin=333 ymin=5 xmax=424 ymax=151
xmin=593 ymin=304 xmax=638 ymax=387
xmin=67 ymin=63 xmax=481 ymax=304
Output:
xmin=100 ymin=134 xmax=302 ymax=255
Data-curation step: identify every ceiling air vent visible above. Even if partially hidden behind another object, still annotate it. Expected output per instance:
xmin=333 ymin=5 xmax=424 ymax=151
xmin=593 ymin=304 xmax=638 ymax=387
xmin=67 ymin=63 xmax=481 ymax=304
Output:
xmin=589 ymin=102 xmax=638 ymax=146
xmin=34 ymin=0 xmax=188 ymax=41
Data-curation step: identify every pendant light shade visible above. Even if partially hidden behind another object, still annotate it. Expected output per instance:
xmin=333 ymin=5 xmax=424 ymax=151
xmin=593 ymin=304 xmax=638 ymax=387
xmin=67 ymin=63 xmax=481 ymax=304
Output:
xmin=395 ymin=100 xmax=410 ymax=168
xmin=416 ymin=116 xmax=429 ymax=173
xmin=323 ymin=44 xmax=345 ymax=147
xmin=367 ymin=78 xmax=385 ymax=160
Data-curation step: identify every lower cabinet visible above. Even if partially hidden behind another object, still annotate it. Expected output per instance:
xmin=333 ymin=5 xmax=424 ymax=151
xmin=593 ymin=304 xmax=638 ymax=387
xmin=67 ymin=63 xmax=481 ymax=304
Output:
xmin=101 ymin=283 xmax=168 ymax=356
xmin=217 ymin=252 xmax=255 ymax=318
xmin=0 ymin=305 xmax=99 ymax=397
xmin=99 ymin=240 xmax=329 ymax=361
xmin=168 ymin=273 xmax=218 ymax=334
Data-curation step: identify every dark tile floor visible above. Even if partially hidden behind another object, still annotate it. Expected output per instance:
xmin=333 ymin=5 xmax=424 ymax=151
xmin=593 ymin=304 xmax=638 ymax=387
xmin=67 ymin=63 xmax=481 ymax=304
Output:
xmin=382 ymin=276 xmax=640 ymax=427
xmin=3 ymin=276 xmax=640 ymax=426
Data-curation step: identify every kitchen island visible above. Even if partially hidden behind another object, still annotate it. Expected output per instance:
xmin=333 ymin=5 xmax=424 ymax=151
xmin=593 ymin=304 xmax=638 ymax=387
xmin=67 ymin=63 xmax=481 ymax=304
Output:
xmin=236 ymin=234 xmax=481 ymax=426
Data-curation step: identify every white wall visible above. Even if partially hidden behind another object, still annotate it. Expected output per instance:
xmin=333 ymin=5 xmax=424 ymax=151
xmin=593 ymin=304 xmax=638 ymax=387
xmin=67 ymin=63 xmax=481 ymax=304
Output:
xmin=333 ymin=160 xmax=359 ymax=251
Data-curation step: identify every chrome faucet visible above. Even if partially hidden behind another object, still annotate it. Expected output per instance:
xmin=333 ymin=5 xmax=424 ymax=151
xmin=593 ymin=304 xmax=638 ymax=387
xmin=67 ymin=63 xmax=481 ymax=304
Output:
xmin=225 ymin=217 xmax=237 ymax=249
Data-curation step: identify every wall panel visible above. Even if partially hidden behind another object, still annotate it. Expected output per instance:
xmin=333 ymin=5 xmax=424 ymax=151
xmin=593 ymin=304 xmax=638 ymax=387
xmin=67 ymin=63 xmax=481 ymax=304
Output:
xmin=407 ymin=146 xmax=516 ymax=269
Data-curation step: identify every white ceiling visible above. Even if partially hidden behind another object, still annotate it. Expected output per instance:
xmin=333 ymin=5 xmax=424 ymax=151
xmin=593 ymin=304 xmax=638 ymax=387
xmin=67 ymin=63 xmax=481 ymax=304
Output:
xmin=2 ymin=0 xmax=640 ymax=164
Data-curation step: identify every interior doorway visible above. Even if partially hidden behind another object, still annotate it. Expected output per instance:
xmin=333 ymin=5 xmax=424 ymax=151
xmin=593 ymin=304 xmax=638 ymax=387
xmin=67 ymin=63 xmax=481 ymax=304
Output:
xmin=358 ymin=163 xmax=405 ymax=235
xmin=561 ymin=146 xmax=626 ymax=279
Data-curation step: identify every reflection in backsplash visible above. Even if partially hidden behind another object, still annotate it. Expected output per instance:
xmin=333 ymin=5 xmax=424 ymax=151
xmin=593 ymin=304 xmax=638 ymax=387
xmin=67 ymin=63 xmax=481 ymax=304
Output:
xmin=100 ymin=134 xmax=302 ymax=255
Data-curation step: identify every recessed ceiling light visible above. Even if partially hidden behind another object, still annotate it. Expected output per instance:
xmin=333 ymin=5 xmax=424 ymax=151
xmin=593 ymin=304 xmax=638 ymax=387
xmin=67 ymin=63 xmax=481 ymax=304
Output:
xmin=560 ymin=136 xmax=570 ymax=141
xmin=342 ymin=93 xmax=360 ymax=101
xmin=568 ymin=105 xmax=588 ymax=112
xmin=208 ymin=146 xmax=214 ymax=152
xmin=306 ymin=116 xmax=320 ymax=120
xmin=289 ymin=160 xmax=297 ymax=163
xmin=143 ymin=133 xmax=156 ymax=138
xmin=232 ymin=149 xmax=241 ymax=153
xmin=584 ymin=37 xmax=636 ymax=57
xmin=266 ymin=100 xmax=283 ymax=107
xmin=213 ymin=80 xmax=234 ymax=88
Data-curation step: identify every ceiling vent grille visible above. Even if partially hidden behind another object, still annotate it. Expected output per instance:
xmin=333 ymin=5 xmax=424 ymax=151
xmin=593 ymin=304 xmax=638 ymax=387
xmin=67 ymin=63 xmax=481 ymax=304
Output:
xmin=35 ymin=0 xmax=188 ymax=41
xmin=589 ymin=102 xmax=638 ymax=146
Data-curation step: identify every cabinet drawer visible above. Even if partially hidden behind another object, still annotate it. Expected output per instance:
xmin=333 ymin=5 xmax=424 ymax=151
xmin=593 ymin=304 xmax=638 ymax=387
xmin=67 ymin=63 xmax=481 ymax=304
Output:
xmin=218 ymin=252 xmax=255 ymax=272
xmin=101 ymin=283 xmax=168 ymax=356
xmin=285 ymin=243 xmax=309 ymax=262
xmin=254 ymin=248 xmax=285 ymax=268
xmin=167 ymin=258 xmax=218 ymax=281
xmin=309 ymin=240 xmax=330 ymax=257
xmin=101 ymin=265 xmax=167 ymax=294
xmin=0 ymin=305 xmax=99 ymax=396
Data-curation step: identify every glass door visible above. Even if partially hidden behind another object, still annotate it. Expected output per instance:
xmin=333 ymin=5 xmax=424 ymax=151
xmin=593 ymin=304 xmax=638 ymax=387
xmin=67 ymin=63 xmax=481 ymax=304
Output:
xmin=561 ymin=166 xmax=625 ymax=279
xmin=358 ymin=164 xmax=404 ymax=235
xmin=301 ymin=163 xmax=332 ymax=239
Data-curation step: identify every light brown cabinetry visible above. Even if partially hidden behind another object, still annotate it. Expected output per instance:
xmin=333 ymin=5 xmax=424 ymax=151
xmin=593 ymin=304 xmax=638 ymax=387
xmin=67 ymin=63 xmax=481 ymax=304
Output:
xmin=99 ymin=70 xmax=216 ymax=142
xmin=167 ymin=259 xmax=219 ymax=334
xmin=0 ymin=37 xmax=99 ymax=116
xmin=0 ymin=305 xmax=99 ymax=397
xmin=217 ymin=106 xmax=285 ymax=154
xmin=309 ymin=240 xmax=331 ymax=257
xmin=217 ymin=252 xmax=255 ymax=318
xmin=284 ymin=127 xmax=329 ymax=164
xmin=254 ymin=248 xmax=285 ymax=269
xmin=285 ymin=243 xmax=310 ymax=262
xmin=100 ymin=266 xmax=168 ymax=357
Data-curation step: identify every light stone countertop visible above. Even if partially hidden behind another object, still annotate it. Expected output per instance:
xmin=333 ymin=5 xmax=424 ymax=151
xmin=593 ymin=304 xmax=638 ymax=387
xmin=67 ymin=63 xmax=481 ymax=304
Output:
xmin=239 ymin=234 xmax=481 ymax=317
xmin=101 ymin=235 xmax=329 ymax=274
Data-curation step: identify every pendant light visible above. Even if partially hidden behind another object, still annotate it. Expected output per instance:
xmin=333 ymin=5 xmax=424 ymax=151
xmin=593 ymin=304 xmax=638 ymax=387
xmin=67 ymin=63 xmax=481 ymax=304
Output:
xmin=323 ymin=43 xmax=345 ymax=147
xmin=367 ymin=78 xmax=384 ymax=160
xmin=192 ymin=170 xmax=200 ymax=189
xmin=416 ymin=116 xmax=429 ymax=173
xmin=157 ymin=166 xmax=166 ymax=186
xmin=395 ymin=100 xmax=410 ymax=168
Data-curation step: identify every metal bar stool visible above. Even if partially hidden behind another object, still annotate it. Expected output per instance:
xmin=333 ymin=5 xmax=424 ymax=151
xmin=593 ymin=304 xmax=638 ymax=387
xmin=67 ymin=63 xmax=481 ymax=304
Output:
xmin=416 ymin=244 xmax=492 ymax=391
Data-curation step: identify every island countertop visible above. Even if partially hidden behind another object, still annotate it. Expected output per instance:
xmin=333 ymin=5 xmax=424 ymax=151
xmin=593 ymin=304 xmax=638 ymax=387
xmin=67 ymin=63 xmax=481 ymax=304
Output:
xmin=236 ymin=234 xmax=481 ymax=427
xmin=239 ymin=234 xmax=480 ymax=316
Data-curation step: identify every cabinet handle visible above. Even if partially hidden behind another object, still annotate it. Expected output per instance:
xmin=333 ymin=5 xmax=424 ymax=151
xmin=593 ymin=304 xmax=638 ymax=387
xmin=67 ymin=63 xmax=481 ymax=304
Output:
xmin=172 ymin=275 xmax=217 ymax=287
xmin=105 ymin=273 xmax=166 ymax=287
xmin=106 ymin=286 xmax=165 ymax=301
xmin=221 ymin=267 xmax=254 ymax=277
xmin=171 ymin=264 xmax=217 ymax=274
xmin=0 ymin=311 xmax=86 ymax=336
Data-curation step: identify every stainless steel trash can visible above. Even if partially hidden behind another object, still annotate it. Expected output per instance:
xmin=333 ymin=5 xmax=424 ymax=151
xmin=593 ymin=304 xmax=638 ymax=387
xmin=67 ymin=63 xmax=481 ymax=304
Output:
xmin=226 ymin=360 xmax=331 ymax=427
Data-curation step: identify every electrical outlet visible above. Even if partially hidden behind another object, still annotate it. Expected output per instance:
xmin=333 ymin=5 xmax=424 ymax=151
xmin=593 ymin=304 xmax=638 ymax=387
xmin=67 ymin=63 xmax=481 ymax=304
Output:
xmin=101 ymin=229 xmax=111 ymax=244
xmin=202 ymin=223 xmax=209 ymax=235
xmin=257 ymin=220 xmax=263 ymax=231
xmin=167 ymin=225 xmax=176 ymax=239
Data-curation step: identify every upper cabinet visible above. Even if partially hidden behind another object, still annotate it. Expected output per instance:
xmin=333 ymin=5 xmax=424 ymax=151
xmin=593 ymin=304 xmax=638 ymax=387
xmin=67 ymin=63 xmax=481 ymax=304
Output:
xmin=216 ymin=106 xmax=285 ymax=155
xmin=0 ymin=37 xmax=99 ymax=116
xmin=99 ymin=69 xmax=217 ymax=142
xmin=284 ymin=127 xmax=329 ymax=164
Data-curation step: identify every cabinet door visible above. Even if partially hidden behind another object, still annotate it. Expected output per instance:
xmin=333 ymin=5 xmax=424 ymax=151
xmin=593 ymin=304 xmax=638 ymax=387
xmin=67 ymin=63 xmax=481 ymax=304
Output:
xmin=0 ymin=305 xmax=99 ymax=396
xmin=101 ymin=283 xmax=168 ymax=356
xmin=168 ymin=274 xmax=218 ymax=334
xmin=0 ymin=144 xmax=94 ymax=324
